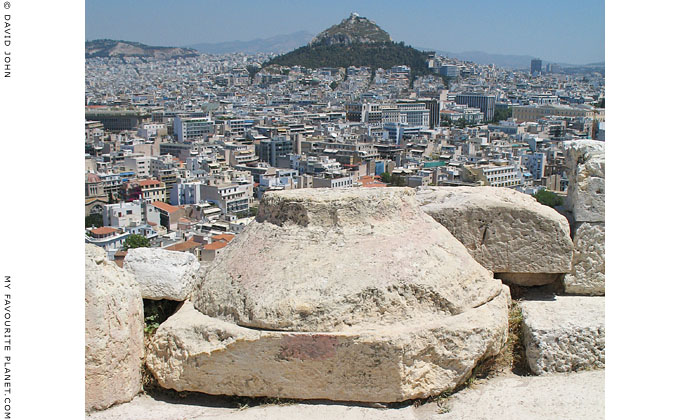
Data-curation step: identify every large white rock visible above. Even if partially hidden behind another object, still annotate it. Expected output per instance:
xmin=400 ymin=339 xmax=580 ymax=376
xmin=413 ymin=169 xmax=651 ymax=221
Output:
xmin=565 ymin=140 xmax=605 ymax=223
xmin=416 ymin=186 xmax=573 ymax=285
xmin=564 ymin=222 xmax=605 ymax=295
xmin=148 ymin=286 xmax=510 ymax=403
xmin=521 ymin=296 xmax=605 ymax=375
xmin=85 ymin=245 xmax=144 ymax=411
xmin=148 ymin=188 xmax=510 ymax=401
xmin=123 ymin=247 xmax=200 ymax=301
xmin=195 ymin=188 xmax=504 ymax=332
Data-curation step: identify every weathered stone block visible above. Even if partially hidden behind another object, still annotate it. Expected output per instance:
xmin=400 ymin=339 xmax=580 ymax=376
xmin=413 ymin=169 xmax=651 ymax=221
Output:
xmin=148 ymin=287 xmax=510 ymax=402
xmin=85 ymin=245 xmax=144 ymax=411
xmin=124 ymin=247 xmax=200 ymax=301
xmin=564 ymin=222 xmax=605 ymax=295
xmin=148 ymin=188 xmax=511 ymax=402
xmin=521 ymin=296 xmax=605 ymax=375
xmin=416 ymin=186 xmax=573 ymax=285
xmin=565 ymin=140 xmax=605 ymax=223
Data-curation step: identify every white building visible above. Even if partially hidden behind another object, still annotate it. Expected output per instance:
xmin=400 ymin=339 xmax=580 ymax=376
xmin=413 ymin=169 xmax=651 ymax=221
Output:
xmin=313 ymin=176 xmax=354 ymax=189
xmin=137 ymin=123 xmax=166 ymax=140
xmin=173 ymin=116 xmax=214 ymax=142
xmin=123 ymin=155 xmax=155 ymax=178
xmin=170 ymin=181 xmax=203 ymax=206
xmin=103 ymin=200 xmax=144 ymax=228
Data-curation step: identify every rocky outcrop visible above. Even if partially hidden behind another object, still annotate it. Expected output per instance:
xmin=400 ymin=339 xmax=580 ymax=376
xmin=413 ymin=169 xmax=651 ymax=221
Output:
xmin=416 ymin=186 xmax=573 ymax=286
xmin=85 ymin=245 xmax=144 ymax=411
xmin=147 ymin=188 xmax=510 ymax=402
xmin=123 ymin=248 xmax=200 ymax=301
xmin=563 ymin=140 xmax=605 ymax=295
xmin=310 ymin=13 xmax=392 ymax=46
xmin=521 ymin=296 xmax=605 ymax=375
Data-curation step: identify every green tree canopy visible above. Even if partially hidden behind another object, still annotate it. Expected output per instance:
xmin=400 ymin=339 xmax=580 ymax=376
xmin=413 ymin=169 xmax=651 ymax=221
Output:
xmin=85 ymin=214 xmax=103 ymax=228
xmin=491 ymin=107 xmax=512 ymax=123
xmin=533 ymin=189 xmax=563 ymax=208
xmin=123 ymin=234 xmax=150 ymax=250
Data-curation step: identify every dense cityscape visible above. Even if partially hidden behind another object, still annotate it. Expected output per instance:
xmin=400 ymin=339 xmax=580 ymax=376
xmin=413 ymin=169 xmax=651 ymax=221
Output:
xmin=84 ymin=16 xmax=604 ymax=262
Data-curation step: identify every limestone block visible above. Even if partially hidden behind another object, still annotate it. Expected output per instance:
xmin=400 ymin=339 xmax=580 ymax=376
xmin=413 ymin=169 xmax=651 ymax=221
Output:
xmin=85 ymin=245 xmax=144 ymax=411
xmin=147 ymin=286 xmax=510 ymax=403
xmin=416 ymin=186 xmax=573 ymax=284
xmin=564 ymin=222 xmax=605 ymax=295
xmin=123 ymin=247 xmax=200 ymax=301
xmin=148 ymin=188 xmax=511 ymax=402
xmin=565 ymin=140 xmax=605 ymax=223
xmin=195 ymin=188 xmax=503 ymax=332
xmin=521 ymin=296 xmax=605 ymax=375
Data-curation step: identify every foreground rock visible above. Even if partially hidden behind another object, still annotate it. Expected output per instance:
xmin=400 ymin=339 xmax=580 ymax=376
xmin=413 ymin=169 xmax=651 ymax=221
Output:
xmin=564 ymin=140 xmax=605 ymax=223
xmin=416 ymin=186 xmax=572 ymax=286
xmin=148 ymin=291 xmax=509 ymax=402
xmin=564 ymin=223 xmax=605 ymax=295
xmin=123 ymin=247 xmax=200 ymax=301
xmin=148 ymin=188 xmax=510 ymax=402
xmin=86 ymin=370 xmax=605 ymax=420
xmin=521 ymin=296 xmax=605 ymax=375
xmin=85 ymin=244 xmax=144 ymax=411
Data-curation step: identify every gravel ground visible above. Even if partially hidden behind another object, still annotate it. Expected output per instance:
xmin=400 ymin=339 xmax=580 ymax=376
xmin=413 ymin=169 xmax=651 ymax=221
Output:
xmin=87 ymin=369 xmax=603 ymax=420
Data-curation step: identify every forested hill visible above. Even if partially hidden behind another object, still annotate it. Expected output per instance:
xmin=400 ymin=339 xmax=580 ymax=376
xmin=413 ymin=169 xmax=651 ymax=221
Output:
xmin=264 ymin=13 xmax=434 ymax=76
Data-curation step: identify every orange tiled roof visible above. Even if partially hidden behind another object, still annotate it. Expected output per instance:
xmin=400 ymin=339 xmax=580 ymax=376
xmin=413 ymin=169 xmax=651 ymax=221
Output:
xmin=164 ymin=239 xmax=202 ymax=252
xmin=90 ymin=227 xmax=117 ymax=235
xmin=203 ymin=241 xmax=228 ymax=251
xmin=211 ymin=233 xmax=235 ymax=242
xmin=152 ymin=201 xmax=182 ymax=214
xmin=139 ymin=179 xmax=161 ymax=186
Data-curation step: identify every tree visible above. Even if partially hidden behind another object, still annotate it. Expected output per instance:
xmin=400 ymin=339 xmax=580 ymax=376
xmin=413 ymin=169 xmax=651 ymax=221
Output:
xmin=85 ymin=214 xmax=103 ymax=228
xmin=491 ymin=107 xmax=512 ymax=123
xmin=123 ymin=234 xmax=150 ymax=250
xmin=533 ymin=189 xmax=563 ymax=208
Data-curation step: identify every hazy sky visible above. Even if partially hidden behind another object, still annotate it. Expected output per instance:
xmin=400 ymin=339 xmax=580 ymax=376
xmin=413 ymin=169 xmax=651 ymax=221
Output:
xmin=85 ymin=0 xmax=604 ymax=64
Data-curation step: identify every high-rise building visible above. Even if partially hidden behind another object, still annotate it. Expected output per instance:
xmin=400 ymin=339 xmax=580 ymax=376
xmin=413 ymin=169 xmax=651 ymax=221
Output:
xmin=258 ymin=136 xmax=293 ymax=167
xmin=531 ymin=58 xmax=542 ymax=75
xmin=455 ymin=94 xmax=496 ymax=121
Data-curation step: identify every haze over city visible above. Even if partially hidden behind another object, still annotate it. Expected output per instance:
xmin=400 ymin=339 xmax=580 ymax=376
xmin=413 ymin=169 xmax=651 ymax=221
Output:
xmin=85 ymin=0 xmax=605 ymax=65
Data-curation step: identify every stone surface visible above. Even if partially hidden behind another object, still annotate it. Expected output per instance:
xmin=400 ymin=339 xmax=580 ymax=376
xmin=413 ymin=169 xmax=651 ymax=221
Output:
xmin=149 ymin=188 xmax=510 ymax=402
xmin=86 ymin=370 xmax=605 ymax=420
xmin=416 ymin=186 xmax=573 ymax=284
xmin=195 ymin=187 xmax=504 ymax=332
xmin=564 ymin=222 xmax=605 ymax=295
xmin=495 ymin=273 xmax=561 ymax=287
xmin=148 ymin=286 xmax=510 ymax=403
xmin=564 ymin=140 xmax=605 ymax=223
xmin=85 ymin=244 xmax=144 ymax=412
xmin=521 ymin=296 xmax=605 ymax=375
xmin=123 ymin=247 xmax=200 ymax=301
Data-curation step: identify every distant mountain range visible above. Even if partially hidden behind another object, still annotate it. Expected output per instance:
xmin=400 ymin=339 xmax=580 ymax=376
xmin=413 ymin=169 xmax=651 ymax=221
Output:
xmin=186 ymin=31 xmax=315 ymax=55
xmin=86 ymin=32 xmax=603 ymax=72
xmin=85 ymin=39 xmax=198 ymax=59
xmin=426 ymin=49 xmax=603 ymax=71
